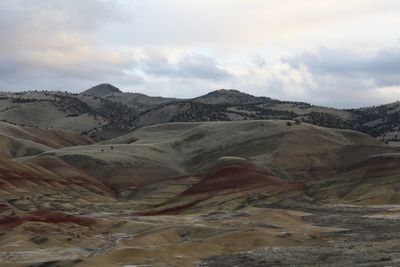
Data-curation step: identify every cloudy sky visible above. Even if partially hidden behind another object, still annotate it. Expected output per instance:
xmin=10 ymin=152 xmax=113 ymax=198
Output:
xmin=1 ymin=0 xmax=400 ymax=107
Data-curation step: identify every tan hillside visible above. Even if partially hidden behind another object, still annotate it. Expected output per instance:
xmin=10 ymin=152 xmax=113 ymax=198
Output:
xmin=22 ymin=120 xmax=395 ymax=208
xmin=0 ymin=121 xmax=93 ymax=158
xmin=0 ymin=120 xmax=399 ymax=266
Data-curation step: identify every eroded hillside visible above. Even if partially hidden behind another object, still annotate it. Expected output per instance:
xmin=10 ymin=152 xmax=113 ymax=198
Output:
xmin=0 ymin=120 xmax=399 ymax=266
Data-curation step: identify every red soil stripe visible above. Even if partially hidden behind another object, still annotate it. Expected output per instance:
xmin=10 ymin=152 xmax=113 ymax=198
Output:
xmin=135 ymin=200 xmax=203 ymax=216
xmin=181 ymin=163 xmax=304 ymax=196
xmin=0 ymin=210 xmax=96 ymax=229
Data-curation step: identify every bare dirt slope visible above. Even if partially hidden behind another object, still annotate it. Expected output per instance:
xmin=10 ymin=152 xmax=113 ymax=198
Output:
xmin=22 ymin=120 xmax=399 ymax=208
xmin=0 ymin=121 xmax=93 ymax=158
xmin=0 ymin=120 xmax=399 ymax=266
xmin=0 ymin=122 xmax=112 ymax=214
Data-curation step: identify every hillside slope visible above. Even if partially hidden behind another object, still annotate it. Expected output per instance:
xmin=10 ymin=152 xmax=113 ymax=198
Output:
xmin=2 ymin=84 xmax=398 ymax=140
xmin=0 ymin=122 xmax=114 ymax=217
xmin=0 ymin=120 xmax=399 ymax=266
xmin=20 ymin=120 xmax=398 ymax=209
xmin=0 ymin=121 xmax=93 ymax=158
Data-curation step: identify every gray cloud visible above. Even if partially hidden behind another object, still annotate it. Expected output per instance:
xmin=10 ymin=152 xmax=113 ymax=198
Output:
xmin=287 ymin=46 xmax=400 ymax=87
xmin=0 ymin=0 xmax=125 ymax=31
xmin=141 ymin=54 xmax=232 ymax=81
xmin=255 ymin=45 xmax=400 ymax=107
xmin=0 ymin=0 xmax=400 ymax=107
xmin=0 ymin=0 xmax=138 ymax=91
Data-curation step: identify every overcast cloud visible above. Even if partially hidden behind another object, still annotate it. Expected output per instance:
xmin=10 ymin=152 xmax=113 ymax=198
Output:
xmin=0 ymin=0 xmax=400 ymax=107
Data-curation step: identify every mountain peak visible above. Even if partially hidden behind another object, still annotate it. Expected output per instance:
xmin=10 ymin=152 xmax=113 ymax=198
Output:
xmin=194 ymin=89 xmax=268 ymax=105
xmin=214 ymin=88 xmax=243 ymax=93
xmin=210 ymin=89 xmax=250 ymax=95
xmin=82 ymin=83 xmax=121 ymax=97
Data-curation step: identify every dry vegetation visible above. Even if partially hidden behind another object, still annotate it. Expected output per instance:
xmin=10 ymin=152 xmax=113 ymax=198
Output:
xmin=1 ymin=84 xmax=399 ymax=142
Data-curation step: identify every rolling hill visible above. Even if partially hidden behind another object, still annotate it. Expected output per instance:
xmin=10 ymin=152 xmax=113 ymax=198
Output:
xmin=0 ymin=85 xmax=399 ymax=266
xmin=0 ymin=119 xmax=399 ymax=266
xmin=0 ymin=84 xmax=398 ymax=142
xmin=12 ymin=120 xmax=399 ymax=212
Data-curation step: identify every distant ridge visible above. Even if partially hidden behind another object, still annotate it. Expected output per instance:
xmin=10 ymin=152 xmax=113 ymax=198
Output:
xmin=82 ymin=83 xmax=121 ymax=97
xmin=0 ymin=83 xmax=398 ymax=141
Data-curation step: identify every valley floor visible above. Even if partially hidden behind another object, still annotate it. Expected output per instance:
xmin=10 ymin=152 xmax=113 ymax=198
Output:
xmin=206 ymin=203 xmax=400 ymax=267
xmin=2 ymin=202 xmax=400 ymax=266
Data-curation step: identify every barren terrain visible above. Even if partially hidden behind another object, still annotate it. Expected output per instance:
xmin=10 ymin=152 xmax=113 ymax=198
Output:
xmin=0 ymin=120 xmax=399 ymax=266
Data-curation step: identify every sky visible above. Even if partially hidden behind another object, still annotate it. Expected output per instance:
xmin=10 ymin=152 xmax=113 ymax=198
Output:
xmin=1 ymin=0 xmax=400 ymax=108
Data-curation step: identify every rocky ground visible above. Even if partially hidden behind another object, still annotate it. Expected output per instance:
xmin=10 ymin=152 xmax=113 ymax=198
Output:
xmin=0 ymin=120 xmax=399 ymax=266
xmin=204 ymin=204 xmax=400 ymax=267
xmin=2 ymin=202 xmax=400 ymax=266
